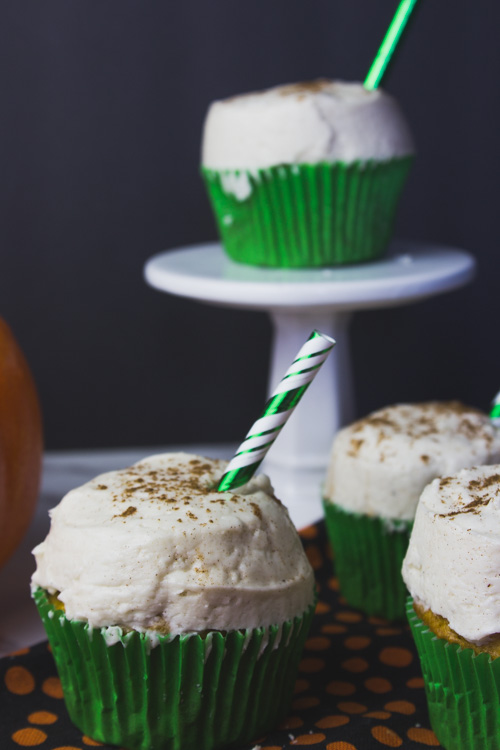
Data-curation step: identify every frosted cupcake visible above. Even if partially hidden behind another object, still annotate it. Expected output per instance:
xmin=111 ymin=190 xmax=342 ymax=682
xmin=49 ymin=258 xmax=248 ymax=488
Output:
xmin=201 ymin=79 xmax=414 ymax=267
xmin=323 ymin=402 xmax=500 ymax=619
xmin=403 ymin=465 xmax=500 ymax=749
xmin=31 ymin=453 xmax=315 ymax=750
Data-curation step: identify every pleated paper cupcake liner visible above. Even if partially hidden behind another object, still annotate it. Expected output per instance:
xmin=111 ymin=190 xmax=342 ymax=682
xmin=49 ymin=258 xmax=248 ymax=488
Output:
xmin=407 ymin=598 xmax=500 ymax=750
xmin=323 ymin=500 xmax=412 ymax=620
xmin=33 ymin=587 xmax=315 ymax=750
xmin=202 ymin=156 xmax=413 ymax=267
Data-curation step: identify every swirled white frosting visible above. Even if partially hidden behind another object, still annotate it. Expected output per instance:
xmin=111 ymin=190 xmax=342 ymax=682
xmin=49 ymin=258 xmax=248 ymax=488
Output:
xmin=202 ymin=79 xmax=414 ymax=170
xmin=402 ymin=465 xmax=500 ymax=643
xmin=32 ymin=453 xmax=314 ymax=634
xmin=324 ymin=402 xmax=500 ymax=521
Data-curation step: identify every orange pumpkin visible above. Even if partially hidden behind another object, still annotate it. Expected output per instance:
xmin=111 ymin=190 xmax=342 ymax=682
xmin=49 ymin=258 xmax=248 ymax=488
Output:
xmin=0 ymin=318 xmax=43 ymax=568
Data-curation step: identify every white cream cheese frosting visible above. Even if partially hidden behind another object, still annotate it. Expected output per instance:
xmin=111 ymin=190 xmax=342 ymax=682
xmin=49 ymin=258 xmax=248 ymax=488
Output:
xmin=402 ymin=464 xmax=500 ymax=644
xmin=32 ymin=453 xmax=314 ymax=634
xmin=324 ymin=402 xmax=500 ymax=521
xmin=202 ymin=79 xmax=414 ymax=170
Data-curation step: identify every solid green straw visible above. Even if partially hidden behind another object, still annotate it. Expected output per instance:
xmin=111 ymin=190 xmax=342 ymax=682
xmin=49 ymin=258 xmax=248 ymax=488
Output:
xmin=490 ymin=391 xmax=500 ymax=425
xmin=364 ymin=0 xmax=420 ymax=90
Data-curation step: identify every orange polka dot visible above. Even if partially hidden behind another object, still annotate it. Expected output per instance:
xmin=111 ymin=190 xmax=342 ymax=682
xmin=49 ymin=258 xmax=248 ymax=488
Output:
xmin=385 ymin=700 xmax=416 ymax=715
xmin=379 ymin=647 xmax=413 ymax=668
xmin=337 ymin=701 xmax=366 ymax=714
xmin=344 ymin=635 xmax=371 ymax=650
xmin=369 ymin=616 xmax=390 ymax=625
xmin=407 ymin=676 xmax=425 ymax=689
xmin=11 ymin=728 xmax=47 ymax=746
xmin=28 ymin=711 xmax=58 ymax=725
xmin=336 ymin=611 xmax=363 ymax=623
xmin=407 ymin=728 xmax=440 ymax=746
xmin=326 ymin=743 xmax=357 ymax=750
xmin=364 ymin=711 xmax=392 ymax=719
xmin=279 ymin=716 xmax=304 ymax=730
xmin=305 ymin=636 xmax=331 ymax=651
xmin=299 ymin=658 xmax=325 ymax=674
xmin=322 ymin=623 xmax=346 ymax=635
xmin=341 ymin=657 xmax=369 ymax=673
xmin=291 ymin=733 xmax=326 ymax=745
xmin=365 ymin=677 xmax=393 ymax=694
xmin=292 ymin=696 xmax=320 ymax=710
xmin=371 ymin=725 xmax=403 ymax=746
xmin=328 ymin=577 xmax=340 ymax=591
xmin=42 ymin=676 xmax=64 ymax=698
xmin=376 ymin=628 xmax=402 ymax=636
xmin=10 ymin=647 xmax=30 ymax=656
xmin=326 ymin=680 xmax=356 ymax=696
xmin=315 ymin=600 xmax=331 ymax=615
xmin=294 ymin=679 xmax=310 ymax=694
xmin=5 ymin=666 xmax=35 ymax=695
xmin=316 ymin=715 xmax=350 ymax=729
xmin=82 ymin=737 xmax=104 ymax=746
xmin=300 ymin=525 xmax=318 ymax=540
xmin=305 ymin=545 xmax=323 ymax=570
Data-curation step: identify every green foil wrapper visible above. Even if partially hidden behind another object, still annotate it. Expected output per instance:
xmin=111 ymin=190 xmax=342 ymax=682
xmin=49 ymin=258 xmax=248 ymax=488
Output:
xmin=407 ymin=598 xmax=500 ymax=750
xmin=202 ymin=156 xmax=413 ymax=268
xmin=323 ymin=499 xmax=412 ymax=620
xmin=33 ymin=587 xmax=314 ymax=750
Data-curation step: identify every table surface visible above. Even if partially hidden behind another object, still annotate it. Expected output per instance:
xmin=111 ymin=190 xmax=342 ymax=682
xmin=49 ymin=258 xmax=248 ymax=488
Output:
xmin=0 ymin=444 xmax=321 ymax=659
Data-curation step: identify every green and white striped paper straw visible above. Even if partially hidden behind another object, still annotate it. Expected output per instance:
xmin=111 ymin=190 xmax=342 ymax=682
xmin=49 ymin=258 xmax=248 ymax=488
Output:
xmin=490 ymin=391 xmax=500 ymax=426
xmin=218 ymin=330 xmax=336 ymax=492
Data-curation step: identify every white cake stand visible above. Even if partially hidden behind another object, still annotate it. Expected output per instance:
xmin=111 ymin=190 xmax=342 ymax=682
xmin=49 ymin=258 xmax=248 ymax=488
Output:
xmin=144 ymin=239 xmax=475 ymax=516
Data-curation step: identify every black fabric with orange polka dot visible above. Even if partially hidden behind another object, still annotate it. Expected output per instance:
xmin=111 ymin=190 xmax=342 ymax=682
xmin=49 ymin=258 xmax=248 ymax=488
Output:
xmin=1 ymin=521 xmax=440 ymax=749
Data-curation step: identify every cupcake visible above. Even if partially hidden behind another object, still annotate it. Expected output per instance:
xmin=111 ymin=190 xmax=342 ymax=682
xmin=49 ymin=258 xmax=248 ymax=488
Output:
xmin=402 ymin=465 xmax=500 ymax=749
xmin=201 ymin=79 xmax=414 ymax=267
xmin=322 ymin=402 xmax=500 ymax=619
xmin=31 ymin=453 xmax=315 ymax=750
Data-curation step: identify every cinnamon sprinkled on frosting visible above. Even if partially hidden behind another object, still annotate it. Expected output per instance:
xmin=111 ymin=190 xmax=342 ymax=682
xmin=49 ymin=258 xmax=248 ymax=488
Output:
xmin=32 ymin=453 xmax=314 ymax=635
xmin=325 ymin=402 xmax=500 ymax=521
xmin=403 ymin=464 xmax=500 ymax=643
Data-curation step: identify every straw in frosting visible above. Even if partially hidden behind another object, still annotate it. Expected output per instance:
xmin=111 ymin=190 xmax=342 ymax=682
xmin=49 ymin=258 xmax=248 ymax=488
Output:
xmin=218 ymin=330 xmax=336 ymax=492
xmin=364 ymin=0 xmax=421 ymax=90
xmin=490 ymin=390 xmax=500 ymax=426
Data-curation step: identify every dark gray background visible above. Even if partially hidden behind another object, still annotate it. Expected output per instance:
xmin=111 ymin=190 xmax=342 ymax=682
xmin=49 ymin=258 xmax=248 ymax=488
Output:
xmin=1 ymin=1 xmax=498 ymax=450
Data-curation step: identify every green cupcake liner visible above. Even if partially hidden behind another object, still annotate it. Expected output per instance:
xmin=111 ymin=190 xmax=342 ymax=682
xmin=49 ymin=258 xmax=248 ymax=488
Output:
xmin=202 ymin=157 xmax=413 ymax=268
xmin=322 ymin=499 xmax=412 ymax=620
xmin=407 ymin=598 xmax=500 ymax=750
xmin=33 ymin=587 xmax=315 ymax=750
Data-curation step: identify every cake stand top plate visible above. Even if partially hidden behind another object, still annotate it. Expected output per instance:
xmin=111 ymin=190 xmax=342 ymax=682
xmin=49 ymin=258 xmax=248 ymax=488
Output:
xmin=144 ymin=239 xmax=475 ymax=312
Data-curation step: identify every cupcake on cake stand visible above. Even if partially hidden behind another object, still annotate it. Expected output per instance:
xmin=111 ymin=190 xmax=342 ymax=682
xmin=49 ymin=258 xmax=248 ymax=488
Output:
xmin=144 ymin=0 xmax=475 ymax=517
